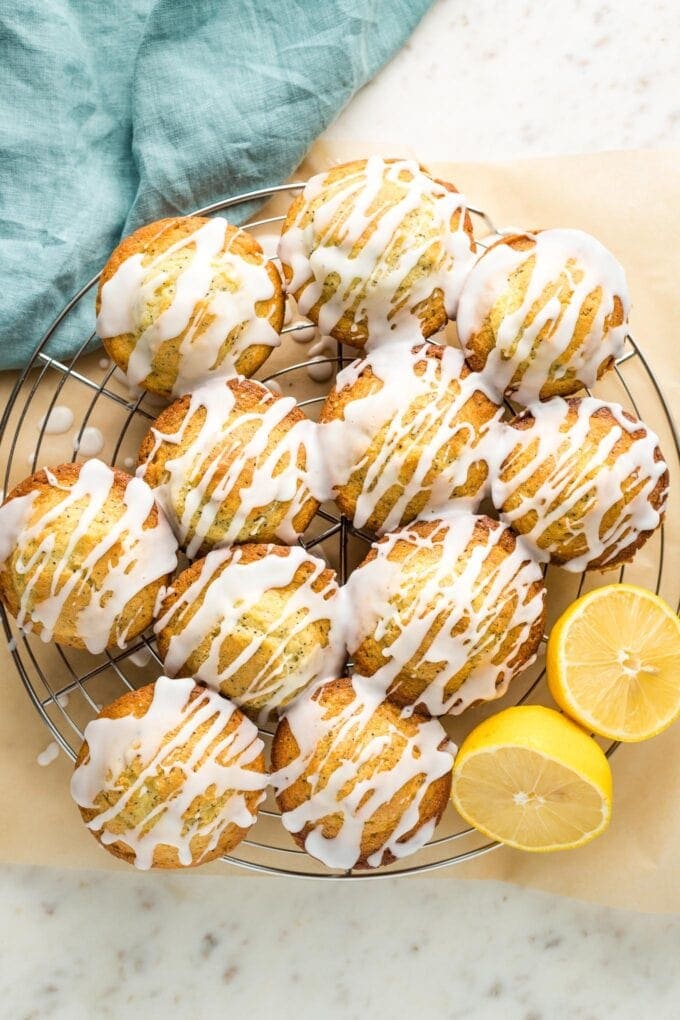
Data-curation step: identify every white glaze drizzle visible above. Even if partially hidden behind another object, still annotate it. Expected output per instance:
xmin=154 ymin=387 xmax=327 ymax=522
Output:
xmin=317 ymin=343 xmax=502 ymax=532
xmin=0 ymin=459 xmax=178 ymax=653
xmin=70 ymin=677 xmax=267 ymax=870
xmin=97 ymin=217 xmax=280 ymax=396
xmin=345 ymin=513 xmax=545 ymax=715
xmin=490 ymin=397 xmax=668 ymax=571
xmin=278 ymin=157 xmax=475 ymax=345
xmin=456 ymin=228 xmax=630 ymax=404
xmin=38 ymin=406 xmax=74 ymax=435
xmin=137 ymin=378 xmax=318 ymax=556
xmin=272 ymin=676 xmax=455 ymax=869
xmin=156 ymin=545 xmax=345 ymax=714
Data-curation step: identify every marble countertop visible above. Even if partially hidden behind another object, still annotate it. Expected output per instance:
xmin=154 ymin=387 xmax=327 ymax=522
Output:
xmin=2 ymin=1 xmax=679 ymax=1017
xmin=3 ymin=864 xmax=679 ymax=1019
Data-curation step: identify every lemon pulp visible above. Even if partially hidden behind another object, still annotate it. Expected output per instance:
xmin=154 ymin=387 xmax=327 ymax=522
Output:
xmin=451 ymin=705 xmax=612 ymax=853
xmin=547 ymin=584 xmax=680 ymax=742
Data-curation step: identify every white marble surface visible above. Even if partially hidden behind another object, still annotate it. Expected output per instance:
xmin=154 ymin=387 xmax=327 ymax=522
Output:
xmin=2 ymin=865 xmax=679 ymax=1019
xmin=326 ymin=0 xmax=680 ymax=157
xmin=2 ymin=1 xmax=680 ymax=1017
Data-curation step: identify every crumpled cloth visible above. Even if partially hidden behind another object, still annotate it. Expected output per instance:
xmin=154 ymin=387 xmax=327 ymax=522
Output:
xmin=0 ymin=0 xmax=432 ymax=368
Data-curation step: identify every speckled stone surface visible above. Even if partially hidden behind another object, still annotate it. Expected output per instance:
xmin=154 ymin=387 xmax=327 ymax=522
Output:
xmin=1 ymin=865 xmax=679 ymax=1019
xmin=325 ymin=0 xmax=680 ymax=157
xmin=2 ymin=1 xmax=679 ymax=1016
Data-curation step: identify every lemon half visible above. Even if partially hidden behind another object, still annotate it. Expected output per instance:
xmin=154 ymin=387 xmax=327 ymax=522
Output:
xmin=547 ymin=584 xmax=680 ymax=742
xmin=451 ymin=705 xmax=612 ymax=852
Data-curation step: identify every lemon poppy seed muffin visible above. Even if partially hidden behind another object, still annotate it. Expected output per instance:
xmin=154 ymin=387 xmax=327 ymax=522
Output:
xmin=155 ymin=544 xmax=346 ymax=718
xmin=346 ymin=515 xmax=546 ymax=716
xmin=0 ymin=460 xmax=177 ymax=653
xmin=71 ymin=678 xmax=268 ymax=869
xmin=271 ymin=677 xmax=454 ymax=870
xmin=278 ymin=157 xmax=476 ymax=349
xmin=456 ymin=228 xmax=630 ymax=404
xmin=96 ymin=216 xmax=284 ymax=399
xmin=318 ymin=342 xmax=502 ymax=533
xmin=137 ymin=376 xmax=319 ymax=556
xmin=490 ymin=397 xmax=669 ymax=571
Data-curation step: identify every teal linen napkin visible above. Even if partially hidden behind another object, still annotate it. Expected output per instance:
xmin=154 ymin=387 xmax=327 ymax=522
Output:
xmin=0 ymin=0 xmax=433 ymax=370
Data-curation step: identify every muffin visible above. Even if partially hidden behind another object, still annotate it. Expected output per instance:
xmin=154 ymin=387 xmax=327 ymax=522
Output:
xmin=490 ymin=397 xmax=669 ymax=571
xmin=0 ymin=460 xmax=177 ymax=653
xmin=278 ymin=157 xmax=476 ymax=349
xmin=318 ymin=342 xmax=502 ymax=533
xmin=71 ymin=677 xmax=267 ymax=869
xmin=96 ymin=216 xmax=284 ymax=399
xmin=346 ymin=515 xmax=546 ymax=716
xmin=137 ymin=376 xmax=319 ymax=556
xmin=456 ymin=228 xmax=630 ymax=404
xmin=271 ymin=677 xmax=454 ymax=870
xmin=155 ymin=544 xmax=346 ymax=718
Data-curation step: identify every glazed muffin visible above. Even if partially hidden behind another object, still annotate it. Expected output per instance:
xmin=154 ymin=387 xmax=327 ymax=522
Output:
xmin=155 ymin=544 xmax=346 ymax=718
xmin=0 ymin=460 xmax=177 ymax=654
xmin=137 ymin=376 xmax=319 ymax=556
xmin=318 ymin=342 xmax=502 ymax=533
xmin=71 ymin=678 xmax=267 ymax=869
xmin=346 ymin=515 xmax=546 ymax=716
xmin=96 ymin=216 xmax=284 ymax=399
xmin=278 ymin=157 xmax=476 ymax=349
xmin=456 ymin=228 xmax=630 ymax=404
xmin=490 ymin=397 xmax=669 ymax=571
xmin=271 ymin=677 xmax=454 ymax=870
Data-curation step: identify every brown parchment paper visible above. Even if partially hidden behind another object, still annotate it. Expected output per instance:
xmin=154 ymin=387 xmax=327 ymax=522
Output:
xmin=1 ymin=148 xmax=678 ymax=912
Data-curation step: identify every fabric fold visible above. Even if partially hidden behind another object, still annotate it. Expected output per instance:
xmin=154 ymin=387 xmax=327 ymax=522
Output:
xmin=0 ymin=0 xmax=433 ymax=369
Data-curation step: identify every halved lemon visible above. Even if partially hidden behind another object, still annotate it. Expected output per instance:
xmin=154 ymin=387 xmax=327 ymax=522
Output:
xmin=547 ymin=584 xmax=680 ymax=742
xmin=451 ymin=705 xmax=612 ymax=852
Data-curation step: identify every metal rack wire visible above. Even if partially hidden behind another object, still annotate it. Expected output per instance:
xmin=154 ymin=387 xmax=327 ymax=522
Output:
xmin=1 ymin=184 xmax=678 ymax=878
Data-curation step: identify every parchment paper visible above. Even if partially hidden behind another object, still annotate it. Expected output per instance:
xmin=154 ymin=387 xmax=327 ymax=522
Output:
xmin=1 ymin=148 xmax=678 ymax=912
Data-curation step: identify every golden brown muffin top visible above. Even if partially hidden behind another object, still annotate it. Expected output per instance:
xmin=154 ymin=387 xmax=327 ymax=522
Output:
xmin=137 ymin=376 xmax=319 ymax=555
xmin=0 ymin=460 xmax=177 ymax=653
xmin=154 ymin=543 xmax=345 ymax=717
xmin=318 ymin=341 xmax=501 ymax=533
xmin=456 ymin=228 xmax=629 ymax=404
xmin=271 ymin=676 xmax=454 ymax=869
xmin=96 ymin=215 xmax=284 ymax=398
xmin=278 ymin=157 xmax=475 ymax=348
xmin=346 ymin=514 xmax=546 ymax=715
xmin=491 ymin=396 xmax=668 ymax=571
xmin=71 ymin=677 xmax=267 ymax=869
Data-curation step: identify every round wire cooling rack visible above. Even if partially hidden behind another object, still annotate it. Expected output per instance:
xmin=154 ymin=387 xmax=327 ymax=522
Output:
xmin=1 ymin=183 xmax=679 ymax=879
